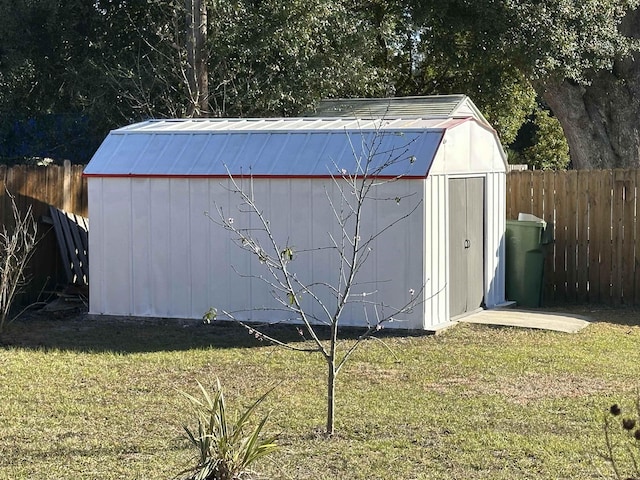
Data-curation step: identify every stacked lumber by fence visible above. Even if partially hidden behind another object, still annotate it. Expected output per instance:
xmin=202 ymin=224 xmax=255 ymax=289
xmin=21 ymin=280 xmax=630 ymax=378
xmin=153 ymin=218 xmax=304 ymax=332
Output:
xmin=44 ymin=206 xmax=89 ymax=286
xmin=0 ymin=162 xmax=87 ymax=301
xmin=507 ymin=169 xmax=640 ymax=305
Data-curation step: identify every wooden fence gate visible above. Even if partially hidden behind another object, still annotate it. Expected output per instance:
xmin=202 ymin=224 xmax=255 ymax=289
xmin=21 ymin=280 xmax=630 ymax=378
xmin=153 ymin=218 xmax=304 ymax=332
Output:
xmin=507 ymin=169 xmax=640 ymax=305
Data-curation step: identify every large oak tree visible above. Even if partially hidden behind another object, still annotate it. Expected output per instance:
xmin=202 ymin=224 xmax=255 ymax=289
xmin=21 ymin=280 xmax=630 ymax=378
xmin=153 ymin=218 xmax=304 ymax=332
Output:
xmin=407 ymin=0 xmax=640 ymax=169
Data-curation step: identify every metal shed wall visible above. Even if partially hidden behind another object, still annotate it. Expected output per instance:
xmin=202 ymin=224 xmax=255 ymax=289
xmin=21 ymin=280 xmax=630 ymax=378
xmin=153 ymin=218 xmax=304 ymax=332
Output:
xmin=88 ymin=176 xmax=427 ymax=328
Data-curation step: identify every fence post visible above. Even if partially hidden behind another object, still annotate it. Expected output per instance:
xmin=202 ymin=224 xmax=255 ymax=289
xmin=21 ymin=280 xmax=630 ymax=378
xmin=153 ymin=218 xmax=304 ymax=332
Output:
xmin=63 ymin=160 xmax=72 ymax=212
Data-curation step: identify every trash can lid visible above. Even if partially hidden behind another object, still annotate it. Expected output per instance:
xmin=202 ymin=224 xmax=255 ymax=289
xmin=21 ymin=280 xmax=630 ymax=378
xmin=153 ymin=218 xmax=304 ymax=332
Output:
xmin=518 ymin=213 xmax=546 ymax=225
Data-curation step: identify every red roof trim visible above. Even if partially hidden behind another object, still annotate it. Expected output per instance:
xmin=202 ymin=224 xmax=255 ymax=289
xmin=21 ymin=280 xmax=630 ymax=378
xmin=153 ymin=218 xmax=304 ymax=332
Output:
xmin=83 ymin=173 xmax=429 ymax=180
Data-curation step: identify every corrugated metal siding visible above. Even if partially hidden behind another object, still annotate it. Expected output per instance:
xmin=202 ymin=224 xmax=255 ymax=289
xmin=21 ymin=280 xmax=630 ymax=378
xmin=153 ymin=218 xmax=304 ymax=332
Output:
xmin=484 ymin=171 xmax=507 ymax=308
xmin=89 ymin=176 xmax=427 ymax=328
xmin=422 ymin=174 xmax=448 ymax=327
xmin=89 ymin=174 xmax=506 ymax=327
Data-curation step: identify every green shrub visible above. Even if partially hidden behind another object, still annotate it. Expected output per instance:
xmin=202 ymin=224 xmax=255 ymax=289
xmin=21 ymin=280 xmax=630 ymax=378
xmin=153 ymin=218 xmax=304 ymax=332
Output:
xmin=521 ymin=107 xmax=570 ymax=170
xmin=178 ymin=379 xmax=278 ymax=480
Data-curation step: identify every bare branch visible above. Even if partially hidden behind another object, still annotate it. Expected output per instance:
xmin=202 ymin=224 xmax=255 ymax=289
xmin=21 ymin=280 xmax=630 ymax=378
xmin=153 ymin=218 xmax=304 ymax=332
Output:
xmin=214 ymin=309 xmax=322 ymax=353
xmin=0 ymin=190 xmax=38 ymax=334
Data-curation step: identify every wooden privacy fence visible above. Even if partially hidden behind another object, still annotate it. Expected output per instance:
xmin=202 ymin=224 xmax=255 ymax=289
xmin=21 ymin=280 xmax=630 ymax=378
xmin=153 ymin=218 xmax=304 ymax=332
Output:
xmin=0 ymin=161 xmax=87 ymax=219
xmin=507 ymin=169 xmax=640 ymax=305
xmin=3 ymin=163 xmax=640 ymax=307
xmin=0 ymin=162 xmax=87 ymax=300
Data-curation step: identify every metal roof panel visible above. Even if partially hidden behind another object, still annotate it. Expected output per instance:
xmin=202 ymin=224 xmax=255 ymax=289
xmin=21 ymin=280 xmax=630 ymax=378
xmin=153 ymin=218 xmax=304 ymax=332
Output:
xmin=84 ymin=121 xmax=449 ymax=178
xmin=308 ymin=95 xmax=490 ymax=126
xmin=309 ymin=95 xmax=466 ymax=117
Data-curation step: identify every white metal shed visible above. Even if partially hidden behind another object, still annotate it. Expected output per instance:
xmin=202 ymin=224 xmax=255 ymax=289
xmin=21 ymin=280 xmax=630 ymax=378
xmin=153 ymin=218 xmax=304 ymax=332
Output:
xmin=84 ymin=111 xmax=507 ymax=331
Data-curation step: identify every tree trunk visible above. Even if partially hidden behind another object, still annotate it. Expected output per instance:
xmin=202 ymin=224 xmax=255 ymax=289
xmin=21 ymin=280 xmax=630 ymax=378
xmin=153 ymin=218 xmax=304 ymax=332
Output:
xmin=325 ymin=321 xmax=339 ymax=436
xmin=326 ymin=359 xmax=336 ymax=436
xmin=538 ymin=9 xmax=640 ymax=169
xmin=186 ymin=0 xmax=209 ymax=117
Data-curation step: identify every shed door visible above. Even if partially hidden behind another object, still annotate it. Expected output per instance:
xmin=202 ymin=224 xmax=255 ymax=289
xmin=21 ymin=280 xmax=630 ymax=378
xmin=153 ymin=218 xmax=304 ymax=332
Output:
xmin=449 ymin=178 xmax=485 ymax=318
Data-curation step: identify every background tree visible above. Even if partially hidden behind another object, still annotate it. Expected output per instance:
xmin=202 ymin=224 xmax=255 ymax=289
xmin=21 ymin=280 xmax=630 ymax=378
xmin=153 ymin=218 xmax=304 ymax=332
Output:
xmin=93 ymin=0 xmax=194 ymax=120
xmin=96 ymin=0 xmax=393 ymax=119
xmin=203 ymin=0 xmax=392 ymax=116
xmin=186 ymin=0 xmax=209 ymax=116
xmin=1 ymin=0 xmax=638 ymax=168
xmin=539 ymin=8 xmax=640 ymax=169
xmin=0 ymin=0 xmax=107 ymax=163
xmin=519 ymin=108 xmax=570 ymax=170
xmin=405 ymin=0 xmax=640 ymax=169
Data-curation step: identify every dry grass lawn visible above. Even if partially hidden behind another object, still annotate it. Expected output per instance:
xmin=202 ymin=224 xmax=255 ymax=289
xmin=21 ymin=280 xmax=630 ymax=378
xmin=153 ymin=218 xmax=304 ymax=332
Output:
xmin=0 ymin=304 xmax=639 ymax=479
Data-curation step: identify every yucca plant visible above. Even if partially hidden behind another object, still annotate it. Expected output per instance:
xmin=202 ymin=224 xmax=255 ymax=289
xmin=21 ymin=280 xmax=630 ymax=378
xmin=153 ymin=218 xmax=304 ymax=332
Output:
xmin=178 ymin=379 xmax=279 ymax=480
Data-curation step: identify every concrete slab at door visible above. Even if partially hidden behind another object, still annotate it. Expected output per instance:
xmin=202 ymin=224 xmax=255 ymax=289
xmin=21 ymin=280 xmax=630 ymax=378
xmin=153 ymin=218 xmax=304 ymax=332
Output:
xmin=461 ymin=309 xmax=590 ymax=333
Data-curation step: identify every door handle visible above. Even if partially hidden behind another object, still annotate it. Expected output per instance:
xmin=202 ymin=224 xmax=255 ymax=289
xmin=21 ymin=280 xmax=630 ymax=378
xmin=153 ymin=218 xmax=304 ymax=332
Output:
xmin=464 ymin=239 xmax=471 ymax=249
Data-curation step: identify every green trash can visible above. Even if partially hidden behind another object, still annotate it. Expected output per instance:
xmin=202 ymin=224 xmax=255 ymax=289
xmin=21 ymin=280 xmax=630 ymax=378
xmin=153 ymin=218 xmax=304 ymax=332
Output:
xmin=505 ymin=216 xmax=553 ymax=307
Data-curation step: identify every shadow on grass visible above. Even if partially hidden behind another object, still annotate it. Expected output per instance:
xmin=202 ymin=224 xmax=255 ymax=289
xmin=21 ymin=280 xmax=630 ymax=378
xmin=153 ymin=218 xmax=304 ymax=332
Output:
xmin=0 ymin=311 xmax=432 ymax=354
xmin=539 ymin=302 xmax=640 ymax=327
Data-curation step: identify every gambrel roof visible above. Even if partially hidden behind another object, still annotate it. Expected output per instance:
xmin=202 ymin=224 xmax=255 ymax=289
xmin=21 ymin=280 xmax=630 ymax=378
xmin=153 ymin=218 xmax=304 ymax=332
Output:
xmin=84 ymin=117 xmax=497 ymax=179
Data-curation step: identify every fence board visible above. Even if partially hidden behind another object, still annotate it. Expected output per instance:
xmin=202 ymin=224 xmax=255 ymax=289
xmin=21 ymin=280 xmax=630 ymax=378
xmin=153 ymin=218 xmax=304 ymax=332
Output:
xmin=0 ymin=165 xmax=6 ymax=222
xmin=532 ymin=170 xmax=544 ymax=218
xmin=576 ymin=171 xmax=589 ymax=302
xmin=542 ymin=171 xmax=555 ymax=301
xmin=599 ymin=171 xmax=613 ymax=302
xmin=587 ymin=172 xmax=602 ymax=302
xmin=565 ymin=170 xmax=578 ymax=301
xmin=635 ymin=170 xmax=640 ymax=304
xmin=621 ymin=170 xmax=635 ymax=303
xmin=518 ymin=171 xmax=532 ymax=216
xmin=506 ymin=172 xmax=515 ymax=219
xmin=553 ymin=171 xmax=567 ymax=302
xmin=612 ymin=170 xmax=625 ymax=304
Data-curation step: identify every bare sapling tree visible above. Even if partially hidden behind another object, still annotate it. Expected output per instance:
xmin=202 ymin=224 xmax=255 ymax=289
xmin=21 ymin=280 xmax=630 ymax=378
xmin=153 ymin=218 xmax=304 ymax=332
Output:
xmin=0 ymin=192 xmax=38 ymax=334
xmin=204 ymin=128 xmax=425 ymax=436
